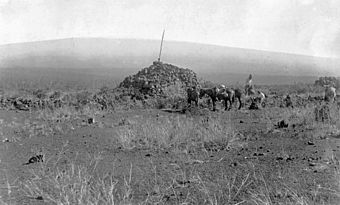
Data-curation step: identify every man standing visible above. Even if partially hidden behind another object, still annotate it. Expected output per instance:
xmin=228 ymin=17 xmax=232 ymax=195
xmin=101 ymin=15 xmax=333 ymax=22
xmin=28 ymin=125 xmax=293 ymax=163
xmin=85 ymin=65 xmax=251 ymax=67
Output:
xmin=246 ymin=74 xmax=253 ymax=87
xmin=245 ymin=74 xmax=254 ymax=96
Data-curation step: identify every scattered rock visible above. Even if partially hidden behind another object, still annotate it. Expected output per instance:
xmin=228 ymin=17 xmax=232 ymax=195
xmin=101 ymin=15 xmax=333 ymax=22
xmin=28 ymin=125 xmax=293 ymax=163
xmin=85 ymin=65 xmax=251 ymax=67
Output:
xmin=309 ymin=162 xmax=316 ymax=167
xmin=175 ymin=179 xmax=191 ymax=186
xmin=275 ymin=120 xmax=289 ymax=129
xmin=286 ymin=156 xmax=293 ymax=162
xmin=307 ymin=141 xmax=315 ymax=145
xmin=88 ymin=118 xmax=95 ymax=124
xmin=276 ymin=156 xmax=284 ymax=160
xmin=2 ymin=138 xmax=9 ymax=143
xmin=36 ymin=196 xmax=43 ymax=200
xmin=253 ymin=152 xmax=265 ymax=156
xmin=23 ymin=154 xmax=44 ymax=165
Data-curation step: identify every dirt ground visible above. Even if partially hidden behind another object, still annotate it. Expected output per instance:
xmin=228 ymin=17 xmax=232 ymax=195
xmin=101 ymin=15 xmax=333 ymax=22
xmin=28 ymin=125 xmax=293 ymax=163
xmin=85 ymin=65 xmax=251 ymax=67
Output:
xmin=1 ymin=99 xmax=340 ymax=204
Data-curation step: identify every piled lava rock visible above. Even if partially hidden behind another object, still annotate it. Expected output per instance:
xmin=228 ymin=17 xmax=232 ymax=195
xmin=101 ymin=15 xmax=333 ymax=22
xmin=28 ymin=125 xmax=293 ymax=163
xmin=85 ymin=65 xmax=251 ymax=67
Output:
xmin=119 ymin=61 xmax=199 ymax=98
xmin=315 ymin=76 xmax=340 ymax=88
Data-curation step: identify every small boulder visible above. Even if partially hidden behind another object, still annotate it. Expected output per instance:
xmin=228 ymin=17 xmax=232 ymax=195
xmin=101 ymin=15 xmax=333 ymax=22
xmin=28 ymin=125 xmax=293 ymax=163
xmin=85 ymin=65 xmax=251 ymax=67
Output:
xmin=88 ymin=118 xmax=95 ymax=124
xmin=276 ymin=120 xmax=288 ymax=128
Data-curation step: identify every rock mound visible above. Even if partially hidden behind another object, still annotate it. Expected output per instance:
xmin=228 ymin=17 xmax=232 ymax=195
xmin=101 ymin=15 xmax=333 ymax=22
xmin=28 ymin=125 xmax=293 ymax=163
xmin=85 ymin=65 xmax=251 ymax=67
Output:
xmin=315 ymin=76 xmax=340 ymax=88
xmin=119 ymin=61 xmax=199 ymax=97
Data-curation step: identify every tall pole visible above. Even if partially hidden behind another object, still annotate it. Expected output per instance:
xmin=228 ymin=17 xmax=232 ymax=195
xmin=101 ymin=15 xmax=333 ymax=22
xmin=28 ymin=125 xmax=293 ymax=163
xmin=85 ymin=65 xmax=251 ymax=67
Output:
xmin=158 ymin=29 xmax=165 ymax=62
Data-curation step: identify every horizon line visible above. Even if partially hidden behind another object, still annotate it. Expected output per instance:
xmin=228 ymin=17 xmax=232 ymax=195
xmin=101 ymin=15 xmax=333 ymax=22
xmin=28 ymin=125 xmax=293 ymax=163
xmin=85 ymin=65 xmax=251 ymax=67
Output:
xmin=1 ymin=36 xmax=340 ymax=60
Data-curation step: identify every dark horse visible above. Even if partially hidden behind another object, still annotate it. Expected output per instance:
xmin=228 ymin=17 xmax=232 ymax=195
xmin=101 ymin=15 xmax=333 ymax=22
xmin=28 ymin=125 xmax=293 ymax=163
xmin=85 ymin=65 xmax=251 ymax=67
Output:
xmin=187 ymin=86 xmax=199 ymax=106
xmin=199 ymin=87 xmax=219 ymax=111
xmin=233 ymin=88 xmax=244 ymax=109
xmin=218 ymin=86 xmax=244 ymax=110
xmin=200 ymin=87 xmax=244 ymax=111
xmin=216 ymin=88 xmax=235 ymax=110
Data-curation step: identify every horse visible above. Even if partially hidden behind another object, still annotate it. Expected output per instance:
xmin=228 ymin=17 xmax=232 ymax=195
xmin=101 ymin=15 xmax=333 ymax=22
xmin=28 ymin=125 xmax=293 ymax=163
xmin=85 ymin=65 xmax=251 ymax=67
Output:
xmin=324 ymin=85 xmax=336 ymax=103
xmin=233 ymin=88 xmax=244 ymax=109
xmin=216 ymin=87 xmax=235 ymax=110
xmin=199 ymin=87 xmax=219 ymax=111
xmin=187 ymin=86 xmax=199 ymax=106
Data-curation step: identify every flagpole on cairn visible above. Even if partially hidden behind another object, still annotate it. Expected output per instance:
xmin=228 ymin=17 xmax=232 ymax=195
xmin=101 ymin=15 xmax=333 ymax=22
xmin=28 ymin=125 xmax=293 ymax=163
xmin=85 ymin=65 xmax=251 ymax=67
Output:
xmin=157 ymin=29 xmax=165 ymax=62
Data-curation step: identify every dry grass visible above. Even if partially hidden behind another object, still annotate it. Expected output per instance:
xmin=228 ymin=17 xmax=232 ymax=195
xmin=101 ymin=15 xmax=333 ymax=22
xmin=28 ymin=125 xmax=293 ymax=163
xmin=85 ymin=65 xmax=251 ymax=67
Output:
xmin=17 ymin=153 xmax=132 ymax=205
xmin=279 ymin=102 xmax=340 ymax=129
xmin=12 ymin=156 xmax=339 ymax=205
xmin=1 ymin=86 xmax=340 ymax=204
xmin=1 ymin=108 xmax=335 ymax=204
xmin=114 ymin=114 xmax=237 ymax=152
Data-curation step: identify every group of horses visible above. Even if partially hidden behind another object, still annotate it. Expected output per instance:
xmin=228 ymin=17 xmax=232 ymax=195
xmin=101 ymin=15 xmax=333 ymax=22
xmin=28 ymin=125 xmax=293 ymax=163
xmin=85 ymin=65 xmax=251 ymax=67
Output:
xmin=187 ymin=84 xmax=264 ymax=111
xmin=187 ymin=84 xmax=337 ymax=111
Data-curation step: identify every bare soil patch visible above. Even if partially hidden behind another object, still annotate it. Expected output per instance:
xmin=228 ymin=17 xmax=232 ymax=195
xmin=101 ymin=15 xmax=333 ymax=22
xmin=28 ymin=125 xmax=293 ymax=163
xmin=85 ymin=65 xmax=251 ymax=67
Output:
xmin=1 ymin=101 xmax=340 ymax=204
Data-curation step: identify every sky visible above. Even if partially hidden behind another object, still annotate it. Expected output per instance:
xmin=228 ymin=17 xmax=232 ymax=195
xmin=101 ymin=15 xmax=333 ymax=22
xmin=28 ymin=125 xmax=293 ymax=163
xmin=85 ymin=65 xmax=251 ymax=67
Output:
xmin=1 ymin=0 xmax=340 ymax=58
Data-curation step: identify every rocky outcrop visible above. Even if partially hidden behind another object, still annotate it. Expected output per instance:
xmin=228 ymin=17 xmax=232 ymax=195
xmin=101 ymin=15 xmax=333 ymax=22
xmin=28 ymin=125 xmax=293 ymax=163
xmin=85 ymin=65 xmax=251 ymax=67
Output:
xmin=119 ymin=61 xmax=199 ymax=97
xmin=315 ymin=76 xmax=340 ymax=88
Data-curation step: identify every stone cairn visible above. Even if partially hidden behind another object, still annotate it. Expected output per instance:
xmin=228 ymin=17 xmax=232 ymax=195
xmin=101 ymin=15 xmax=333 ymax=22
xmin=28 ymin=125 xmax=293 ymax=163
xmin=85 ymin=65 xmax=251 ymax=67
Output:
xmin=119 ymin=61 xmax=199 ymax=98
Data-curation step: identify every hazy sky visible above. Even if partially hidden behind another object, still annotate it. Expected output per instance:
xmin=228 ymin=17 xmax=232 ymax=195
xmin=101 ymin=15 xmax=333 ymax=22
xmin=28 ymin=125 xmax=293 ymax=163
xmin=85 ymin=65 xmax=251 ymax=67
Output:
xmin=1 ymin=0 xmax=340 ymax=58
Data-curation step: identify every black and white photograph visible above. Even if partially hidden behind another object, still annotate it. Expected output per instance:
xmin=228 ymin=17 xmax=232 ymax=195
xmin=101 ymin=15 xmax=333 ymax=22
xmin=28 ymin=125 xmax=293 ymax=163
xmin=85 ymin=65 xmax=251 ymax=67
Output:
xmin=1 ymin=0 xmax=340 ymax=204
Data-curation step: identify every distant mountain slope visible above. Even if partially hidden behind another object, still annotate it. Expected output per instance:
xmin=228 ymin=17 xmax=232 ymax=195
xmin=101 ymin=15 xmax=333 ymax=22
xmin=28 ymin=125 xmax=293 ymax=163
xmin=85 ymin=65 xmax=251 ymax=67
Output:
xmin=1 ymin=38 xmax=339 ymax=86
